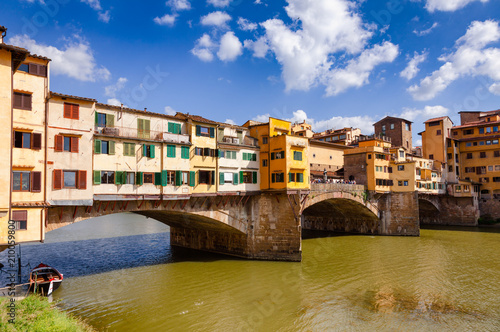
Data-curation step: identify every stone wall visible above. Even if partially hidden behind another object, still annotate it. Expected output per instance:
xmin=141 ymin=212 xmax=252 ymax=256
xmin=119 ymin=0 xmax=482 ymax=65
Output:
xmin=376 ymin=192 xmax=420 ymax=236
xmin=419 ymin=194 xmax=479 ymax=226
xmin=344 ymin=154 xmax=368 ymax=185
xmin=479 ymin=199 xmax=500 ymax=221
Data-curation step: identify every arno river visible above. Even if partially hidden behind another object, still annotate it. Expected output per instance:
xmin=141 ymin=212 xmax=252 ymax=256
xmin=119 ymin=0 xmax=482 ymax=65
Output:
xmin=1 ymin=213 xmax=500 ymax=331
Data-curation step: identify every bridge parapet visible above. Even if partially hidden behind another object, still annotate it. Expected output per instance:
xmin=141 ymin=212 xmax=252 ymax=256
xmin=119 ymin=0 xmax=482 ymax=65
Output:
xmin=310 ymin=183 xmax=366 ymax=193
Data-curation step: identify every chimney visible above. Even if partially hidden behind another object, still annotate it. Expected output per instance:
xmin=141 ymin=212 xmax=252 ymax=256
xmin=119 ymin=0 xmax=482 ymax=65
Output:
xmin=0 ymin=26 xmax=6 ymax=44
xmin=144 ymin=108 xmax=147 ymax=112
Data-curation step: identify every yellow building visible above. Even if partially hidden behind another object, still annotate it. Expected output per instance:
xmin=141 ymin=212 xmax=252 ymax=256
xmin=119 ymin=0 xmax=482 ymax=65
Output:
xmin=176 ymin=113 xmax=219 ymax=195
xmin=245 ymin=117 xmax=309 ymax=191
xmin=291 ymin=121 xmax=314 ymax=138
xmin=0 ymin=32 xmax=50 ymax=244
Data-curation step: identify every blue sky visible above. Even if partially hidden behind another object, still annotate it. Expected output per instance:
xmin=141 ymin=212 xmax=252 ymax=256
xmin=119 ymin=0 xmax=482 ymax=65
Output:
xmin=2 ymin=0 xmax=500 ymax=145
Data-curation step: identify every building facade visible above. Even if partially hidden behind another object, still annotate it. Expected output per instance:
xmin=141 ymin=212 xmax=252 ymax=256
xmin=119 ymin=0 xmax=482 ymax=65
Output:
xmin=374 ymin=116 xmax=413 ymax=151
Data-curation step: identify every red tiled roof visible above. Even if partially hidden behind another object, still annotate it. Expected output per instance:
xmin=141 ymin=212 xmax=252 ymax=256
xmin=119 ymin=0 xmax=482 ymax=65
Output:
xmin=51 ymin=92 xmax=96 ymax=102
xmin=175 ymin=112 xmax=219 ymax=125
xmin=96 ymin=102 xmax=181 ymax=120
xmin=373 ymin=115 xmax=413 ymax=125
xmin=425 ymin=116 xmax=452 ymax=123
xmin=0 ymin=43 xmax=51 ymax=61
xmin=452 ymin=119 xmax=500 ymax=129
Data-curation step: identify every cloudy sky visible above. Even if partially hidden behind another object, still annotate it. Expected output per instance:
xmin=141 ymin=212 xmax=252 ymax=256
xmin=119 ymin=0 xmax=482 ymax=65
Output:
xmin=2 ymin=0 xmax=500 ymax=145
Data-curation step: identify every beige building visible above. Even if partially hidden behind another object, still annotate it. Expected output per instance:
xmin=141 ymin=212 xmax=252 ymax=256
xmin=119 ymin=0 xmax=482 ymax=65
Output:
xmin=309 ymin=140 xmax=351 ymax=180
xmin=291 ymin=121 xmax=314 ymax=138
xmin=313 ymin=127 xmax=361 ymax=145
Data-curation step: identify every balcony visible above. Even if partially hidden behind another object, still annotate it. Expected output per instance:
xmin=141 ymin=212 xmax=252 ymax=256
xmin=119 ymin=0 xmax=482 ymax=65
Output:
xmin=95 ymin=126 xmax=190 ymax=144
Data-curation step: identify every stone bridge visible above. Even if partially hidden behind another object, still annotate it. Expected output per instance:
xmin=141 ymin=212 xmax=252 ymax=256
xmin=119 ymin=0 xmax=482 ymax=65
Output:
xmin=418 ymin=193 xmax=479 ymax=226
xmin=44 ymin=183 xmax=428 ymax=261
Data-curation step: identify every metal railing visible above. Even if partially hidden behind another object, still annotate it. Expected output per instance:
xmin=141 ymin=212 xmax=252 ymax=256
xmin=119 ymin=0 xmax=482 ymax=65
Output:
xmin=95 ymin=126 xmax=190 ymax=144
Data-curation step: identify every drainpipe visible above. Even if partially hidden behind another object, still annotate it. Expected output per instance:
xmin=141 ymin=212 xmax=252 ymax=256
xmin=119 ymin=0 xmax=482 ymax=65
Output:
xmin=43 ymin=66 xmax=49 ymax=242
xmin=8 ymin=63 xmax=14 ymax=232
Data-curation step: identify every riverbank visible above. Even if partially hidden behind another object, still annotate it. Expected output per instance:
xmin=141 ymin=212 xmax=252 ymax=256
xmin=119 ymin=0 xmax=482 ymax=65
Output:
xmin=0 ymin=295 xmax=95 ymax=332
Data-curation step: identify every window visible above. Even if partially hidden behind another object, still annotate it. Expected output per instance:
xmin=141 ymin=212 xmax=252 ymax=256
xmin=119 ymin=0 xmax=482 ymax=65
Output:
xmin=14 ymin=131 xmax=41 ymax=149
xmin=466 ymin=142 xmax=472 ymax=147
xmin=494 ymin=126 xmax=499 ymax=133
xmin=447 ymin=153 xmax=452 ymax=159
xmin=13 ymin=92 xmax=32 ymax=110
xmin=486 ymin=127 xmax=492 ymax=133
xmin=488 ymin=166 xmax=493 ymax=172
xmin=271 ymin=151 xmax=284 ymax=160
xmin=167 ymin=145 xmax=176 ymax=158
xmin=221 ymin=150 xmax=236 ymax=159
xmin=390 ymin=123 xmax=394 ymax=129
xmin=94 ymin=140 xmax=115 ymax=155
xmin=467 ymin=153 xmax=473 ymax=159
xmin=496 ymin=165 xmax=500 ymax=171
xmin=19 ymin=63 xmax=47 ymax=77
xmin=143 ymin=173 xmax=154 ymax=184
xmin=397 ymin=165 xmax=404 ymax=171
xmin=166 ymin=171 xmax=175 ymax=185
xmin=13 ymin=171 xmax=30 ymax=192
xmin=293 ymin=151 xmax=302 ymax=161
xmin=436 ymin=130 xmax=442 ymax=135
xmin=137 ymin=118 xmax=150 ymax=139
xmin=494 ymin=140 xmax=499 ymax=145
xmin=181 ymin=146 xmax=190 ymax=159
xmin=479 ymin=127 xmax=485 ymax=134
xmin=182 ymin=171 xmax=190 ymax=185
xmin=243 ymin=153 xmax=257 ymax=161
xmin=289 ymin=172 xmax=295 ymax=182
xmin=455 ymin=154 xmax=459 ymax=163
xmin=241 ymin=171 xmax=257 ymax=184
xmin=399 ymin=151 xmax=405 ymax=158
xmin=63 ymin=103 xmax=79 ymax=120
xmin=382 ymin=125 xmax=386 ymax=132
xmin=11 ymin=210 xmax=28 ymax=231
xmin=262 ymin=159 xmax=268 ymax=167
xmin=168 ymin=122 xmax=181 ymax=134
xmin=480 ymin=152 xmax=486 ymax=158
xmin=452 ymin=131 xmax=458 ymax=136
xmin=101 ymin=171 xmax=115 ymax=184
xmin=480 ymin=141 xmax=485 ymax=146
xmin=196 ymin=125 xmax=214 ymax=138
xmin=199 ymin=170 xmax=215 ymax=185
xmin=495 ymin=151 xmax=500 ymax=157
xmin=487 ymin=140 xmax=492 ymax=145
xmin=480 ymin=177 xmax=490 ymax=183
xmin=53 ymin=170 xmax=86 ymax=189
xmin=195 ymin=147 xmax=216 ymax=157
xmin=142 ymin=144 xmax=155 ymax=158
xmin=262 ymin=137 xmax=268 ymax=144
xmin=448 ymin=165 xmax=453 ymax=172
xmin=464 ymin=129 xmax=473 ymax=135
xmin=124 ymin=143 xmax=135 ymax=156
xmin=368 ymin=154 xmax=372 ymax=159
xmin=465 ymin=167 xmax=475 ymax=173
xmin=405 ymin=123 xmax=410 ymax=131
xmin=493 ymin=177 xmax=500 ymax=182
xmin=271 ymin=173 xmax=285 ymax=183
xmin=54 ymin=135 xmax=79 ymax=153
xmin=126 ymin=172 xmax=135 ymax=184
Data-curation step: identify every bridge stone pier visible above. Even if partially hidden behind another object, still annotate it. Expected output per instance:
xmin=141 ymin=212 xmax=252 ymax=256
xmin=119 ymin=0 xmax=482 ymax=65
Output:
xmin=302 ymin=184 xmax=420 ymax=236
xmin=418 ymin=193 xmax=479 ymax=226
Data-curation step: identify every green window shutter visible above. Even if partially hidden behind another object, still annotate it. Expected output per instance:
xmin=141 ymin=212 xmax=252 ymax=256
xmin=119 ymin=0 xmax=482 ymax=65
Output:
xmin=106 ymin=114 xmax=114 ymax=127
xmin=209 ymin=127 xmax=215 ymax=138
xmin=137 ymin=119 xmax=143 ymax=138
xmin=176 ymin=123 xmax=181 ymax=134
xmin=240 ymin=171 xmax=244 ymax=183
xmin=150 ymin=145 xmax=155 ymax=158
xmin=109 ymin=141 xmax=115 ymax=155
xmin=233 ymin=172 xmax=238 ymax=185
xmin=144 ymin=120 xmax=150 ymax=139
xmin=122 ymin=172 xmax=127 ymax=185
xmin=289 ymin=172 xmax=293 ymax=182
xmin=181 ymin=146 xmax=189 ymax=159
xmin=167 ymin=145 xmax=176 ymax=158
xmin=220 ymin=172 xmax=224 ymax=185
xmin=253 ymin=154 xmax=257 ymax=161
xmin=154 ymin=172 xmax=162 ymax=186
xmin=115 ymin=171 xmax=122 ymax=185
xmin=161 ymin=170 xmax=168 ymax=186
xmin=95 ymin=112 xmax=98 ymax=125
xmin=142 ymin=144 xmax=147 ymax=157
xmin=93 ymin=170 xmax=101 ymax=184
xmin=168 ymin=122 xmax=174 ymax=133
xmin=253 ymin=172 xmax=257 ymax=184
xmin=189 ymin=171 xmax=195 ymax=187
xmin=298 ymin=173 xmax=304 ymax=183
xmin=196 ymin=125 xmax=201 ymax=136
xmin=175 ymin=171 xmax=182 ymax=186
xmin=94 ymin=139 xmax=101 ymax=154
xmin=136 ymin=172 xmax=143 ymax=185
xmin=242 ymin=153 xmax=246 ymax=161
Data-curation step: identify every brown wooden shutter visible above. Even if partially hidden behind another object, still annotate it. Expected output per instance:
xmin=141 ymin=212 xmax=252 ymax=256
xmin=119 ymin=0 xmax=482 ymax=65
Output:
xmin=70 ymin=136 xmax=79 ymax=153
xmin=32 ymin=133 xmax=42 ymax=150
xmin=22 ymin=94 xmax=32 ymax=110
xmin=64 ymin=103 xmax=72 ymax=118
xmin=13 ymin=92 xmax=22 ymax=108
xmin=29 ymin=63 xmax=38 ymax=75
xmin=71 ymin=104 xmax=79 ymax=120
xmin=53 ymin=169 xmax=62 ymax=190
xmin=39 ymin=65 xmax=47 ymax=77
xmin=78 ymin=170 xmax=87 ymax=189
xmin=31 ymin=171 xmax=41 ymax=192
xmin=11 ymin=210 xmax=27 ymax=221
xmin=54 ymin=135 xmax=63 ymax=152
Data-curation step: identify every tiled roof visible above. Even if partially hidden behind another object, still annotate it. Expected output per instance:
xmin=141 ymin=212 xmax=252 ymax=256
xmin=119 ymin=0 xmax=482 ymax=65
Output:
xmin=425 ymin=116 xmax=452 ymax=123
xmin=175 ymin=112 xmax=219 ymax=125
xmin=0 ymin=43 xmax=51 ymax=61
xmin=96 ymin=102 xmax=179 ymax=120
xmin=452 ymin=119 xmax=500 ymax=129
xmin=373 ymin=115 xmax=413 ymax=125
xmin=51 ymin=92 xmax=97 ymax=102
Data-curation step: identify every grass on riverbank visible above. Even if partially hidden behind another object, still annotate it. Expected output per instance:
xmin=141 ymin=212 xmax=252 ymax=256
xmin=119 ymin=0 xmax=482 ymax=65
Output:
xmin=0 ymin=295 xmax=95 ymax=332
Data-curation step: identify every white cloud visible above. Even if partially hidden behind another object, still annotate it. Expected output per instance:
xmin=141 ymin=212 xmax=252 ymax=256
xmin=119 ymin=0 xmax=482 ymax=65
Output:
xmin=164 ymin=106 xmax=177 ymax=115
xmin=400 ymin=51 xmax=427 ymax=80
xmin=415 ymin=139 xmax=423 ymax=146
xmin=167 ymin=0 xmax=191 ymax=11
xmin=207 ymin=0 xmax=231 ymax=8
xmin=399 ymin=105 xmax=449 ymax=121
xmin=81 ymin=0 xmax=102 ymax=11
xmin=244 ymin=37 xmax=269 ymax=58
xmin=81 ymin=0 xmax=111 ymax=23
xmin=253 ymin=113 xmax=271 ymax=123
xmin=489 ymin=83 xmax=500 ymax=95
xmin=105 ymin=77 xmax=128 ymax=97
xmin=9 ymin=34 xmax=110 ymax=82
xmin=107 ymin=98 xmax=122 ymax=107
xmin=201 ymin=11 xmax=232 ymax=28
xmin=413 ymin=22 xmax=438 ymax=36
xmin=425 ymin=0 xmax=489 ymax=12
xmin=408 ymin=20 xmax=500 ymax=101
xmin=154 ymin=14 xmax=178 ymax=26
xmin=251 ymin=0 xmax=397 ymax=96
xmin=225 ymin=119 xmax=236 ymax=125
xmin=238 ymin=17 xmax=258 ymax=31
xmin=191 ymin=33 xmax=215 ymax=62
xmin=217 ymin=31 xmax=243 ymax=61
xmin=325 ymin=41 xmax=398 ymax=96
xmin=98 ymin=10 xmax=110 ymax=23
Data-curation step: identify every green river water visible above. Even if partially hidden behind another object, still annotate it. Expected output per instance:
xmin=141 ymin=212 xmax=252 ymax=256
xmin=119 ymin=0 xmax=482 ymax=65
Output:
xmin=29 ymin=215 xmax=500 ymax=332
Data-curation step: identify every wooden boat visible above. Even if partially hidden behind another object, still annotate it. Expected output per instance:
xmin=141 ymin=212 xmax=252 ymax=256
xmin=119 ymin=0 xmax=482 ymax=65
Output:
xmin=29 ymin=263 xmax=63 ymax=296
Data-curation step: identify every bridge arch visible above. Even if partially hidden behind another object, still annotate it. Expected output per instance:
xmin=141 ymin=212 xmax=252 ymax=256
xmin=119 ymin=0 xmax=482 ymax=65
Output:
xmin=418 ymin=196 xmax=441 ymax=225
xmin=302 ymin=191 xmax=381 ymax=235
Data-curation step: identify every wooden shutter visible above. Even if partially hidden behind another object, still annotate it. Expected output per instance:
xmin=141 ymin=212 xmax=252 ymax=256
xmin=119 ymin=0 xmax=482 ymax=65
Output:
xmin=32 ymin=133 xmax=42 ymax=150
xmin=144 ymin=120 xmax=150 ymax=138
xmin=108 ymin=141 xmax=115 ymax=155
xmin=175 ymin=171 xmax=182 ymax=186
xmin=253 ymin=172 xmax=257 ymax=184
xmin=78 ymin=170 xmax=87 ymax=189
xmin=12 ymin=210 xmax=27 ymax=221
xmin=115 ymin=171 xmax=123 ymax=185
xmin=149 ymin=145 xmax=155 ymax=158
xmin=53 ymin=169 xmax=62 ymax=190
xmin=240 ymin=171 xmax=244 ymax=184
xmin=64 ymin=103 xmax=72 ymax=118
xmin=168 ymin=122 xmax=174 ymax=133
xmin=233 ymin=172 xmax=238 ymax=185
xmin=93 ymin=170 xmax=101 ymax=184
xmin=39 ymin=65 xmax=47 ymax=77
xmin=137 ymin=119 xmax=143 ymax=138
xmin=122 ymin=172 xmax=127 ymax=185
xmin=182 ymin=146 xmax=189 ymax=159
xmin=176 ymin=123 xmax=181 ymax=134
xmin=95 ymin=112 xmax=99 ymax=125
xmin=189 ymin=171 xmax=195 ymax=187
xmin=220 ymin=172 xmax=224 ymax=185
xmin=154 ymin=173 xmax=162 ymax=186
xmin=142 ymin=144 xmax=147 ymax=157
xmin=71 ymin=136 xmax=79 ymax=153
xmin=136 ymin=172 xmax=143 ymax=185
xmin=29 ymin=63 xmax=38 ymax=75
xmin=210 ymin=127 xmax=215 ymax=138
xmin=203 ymin=147 xmax=209 ymax=156
xmin=23 ymin=94 xmax=32 ymax=110
xmin=71 ymin=104 xmax=79 ymax=120
xmin=271 ymin=152 xmax=275 ymax=160
xmin=298 ymin=173 xmax=303 ymax=183
xmin=31 ymin=171 xmax=41 ymax=192
xmin=211 ymin=171 xmax=215 ymax=185
xmin=289 ymin=172 xmax=293 ymax=183
xmin=54 ymin=135 xmax=63 ymax=152
xmin=196 ymin=125 xmax=201 ymax=136
xmin=13 ymin=92 xmax=23 ymax=108
xmin=106 ymin=114 xmax=114 ymax=127
xmin=94 ymin=139 xmax=101 ymax=154
xmin=161 ymin=170 xmax=168 ymax=186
